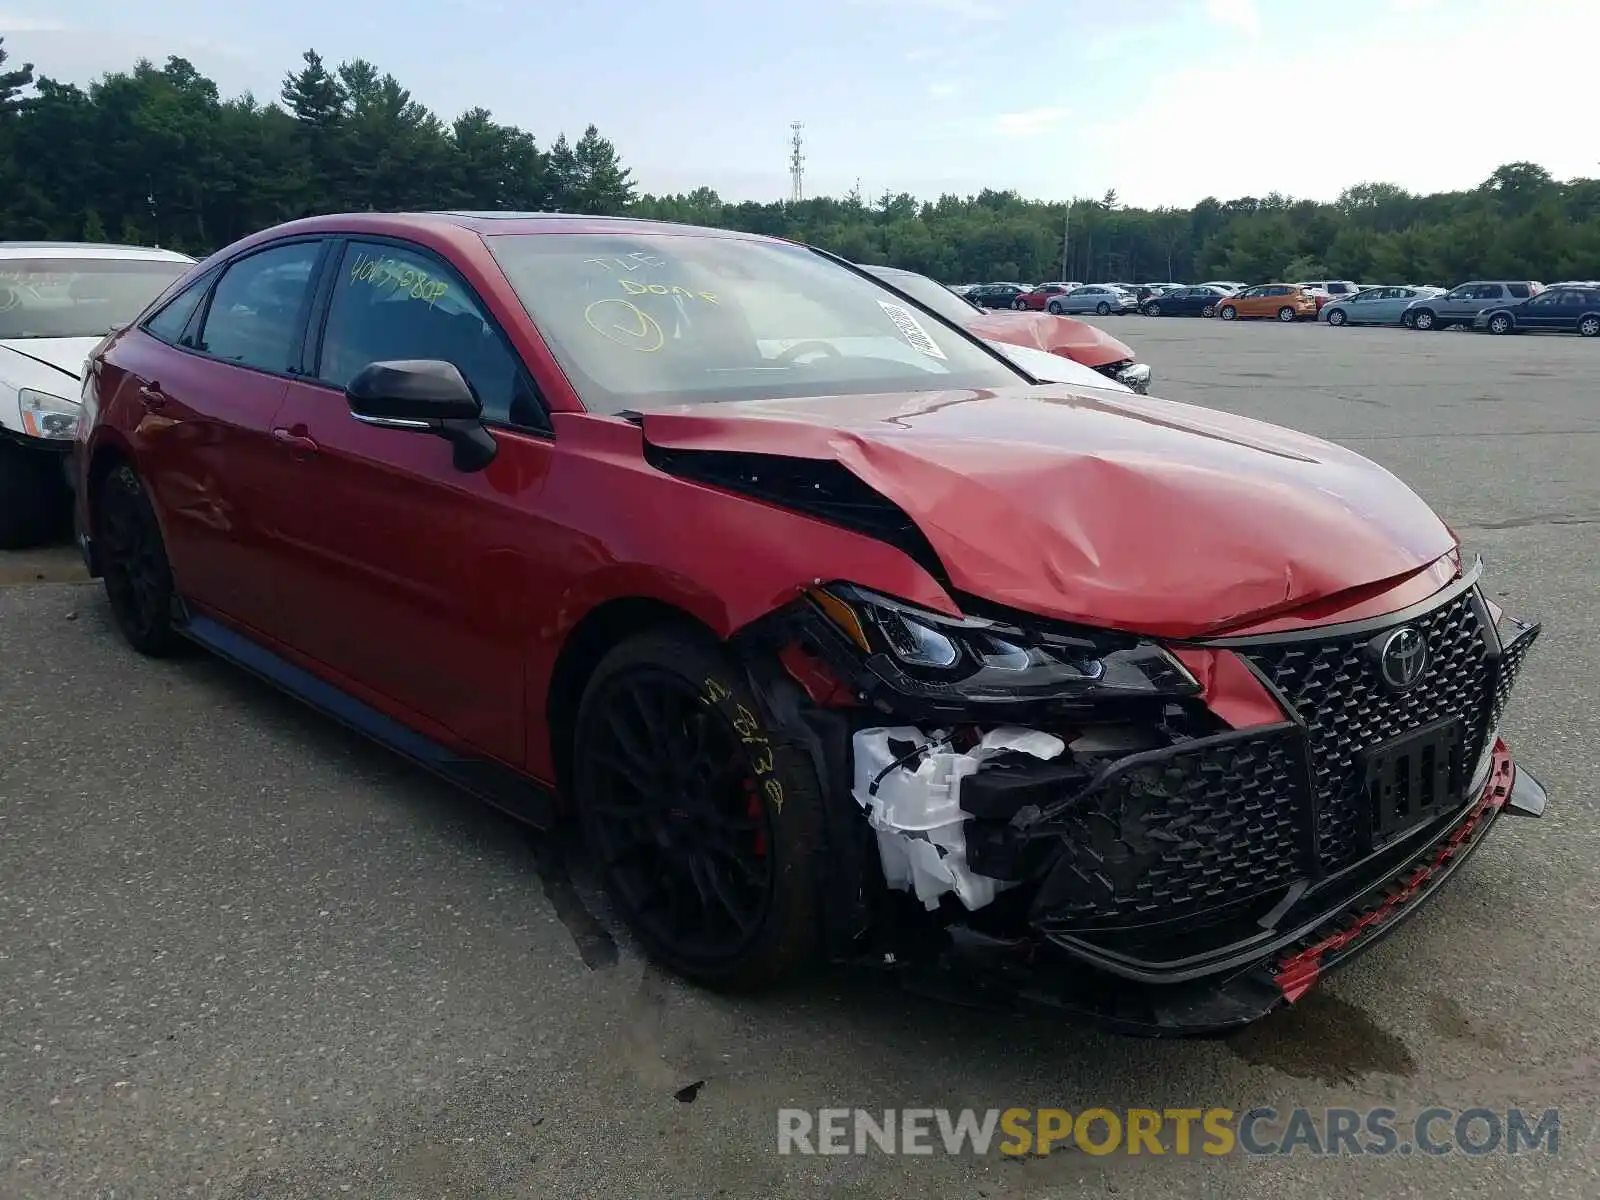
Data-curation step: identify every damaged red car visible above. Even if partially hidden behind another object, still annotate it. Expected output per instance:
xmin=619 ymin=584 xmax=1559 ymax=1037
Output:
xmin=74 ymin=213 xmax=1547 ymax=1034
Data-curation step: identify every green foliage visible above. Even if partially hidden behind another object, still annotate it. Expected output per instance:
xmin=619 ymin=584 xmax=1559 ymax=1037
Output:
xmin=0 ymin=42 xmax=632 ymax=252
xmin=0 ymin=38 xmax=1593 ymax=288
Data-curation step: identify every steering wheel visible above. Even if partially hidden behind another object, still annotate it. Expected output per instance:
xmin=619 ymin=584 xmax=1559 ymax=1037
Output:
xmin=773 ymin=340 xmax=842 ymax=365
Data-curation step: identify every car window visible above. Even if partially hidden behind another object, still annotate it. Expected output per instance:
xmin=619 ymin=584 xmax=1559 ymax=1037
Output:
xmin=317 ymin=241 xmax=541 ymax=428
xmin=0 ymin=256 xmax=191 ymax=340
xmin=1527 ymin=291 xmax=1559 ymax=307
xmin=1506 ymin=283 xmax=1531 ymax=298
xmin=1444 ymin=285 xmax=1473 ymax=300
xmin=198 ymin=242 xmax=322 ymax=373
xmin=1474 ymin=284 xmax=1504 ymax=300
xmin=484 ymin=232 xmax=1025 ymax=414
xmin=143 ymin=275 xmax=210 ymax=346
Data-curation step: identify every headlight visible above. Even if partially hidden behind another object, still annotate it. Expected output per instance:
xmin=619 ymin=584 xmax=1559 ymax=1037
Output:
xmin=1115 ymin=363 xmax=1152 ymax=393
xmin=18 ymin=388 xmax=80 ymax=440
xmin=807 ymin=583 xmax=1199 ymax=704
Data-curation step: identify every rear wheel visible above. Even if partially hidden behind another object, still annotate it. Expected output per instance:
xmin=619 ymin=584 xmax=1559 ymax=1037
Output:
xmin=1579 ymin=315 xmax=1600 ymax=338
xmin=1487 ymin=312 xmax=1513 ymax=335
xmin=1412 ymin=309 xmax=1436 ymax=330
xmin=1219 ymin=305 xmax=1237 ymax=321
xmin=1200 ymin=303 xmax=1216 ymax=318
xmin=573 ymin=629 xmax=823 ymax=989
xmin=95 ymin=463 xmax=184 ymax=656
xmin=1277 ymin=306 xmax=1296 ymax=322
xmin=1011 ymin=298 xmax=1026 ymax=310
xmin=1326 ymin=308 xmax=1347 ymax=326
xmin=1095 ymin=301 xmax=1111 ymax=315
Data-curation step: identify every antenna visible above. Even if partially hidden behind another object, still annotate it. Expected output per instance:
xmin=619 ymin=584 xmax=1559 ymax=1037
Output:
xmin=789 ymin=121 xmax=805 ymax=203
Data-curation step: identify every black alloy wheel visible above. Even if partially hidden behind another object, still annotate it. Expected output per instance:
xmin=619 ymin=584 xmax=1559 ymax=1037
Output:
xmin=573 ymin=630 xmax=822 ymax=988
xmin=96 ymin=463 xmax=184 ymax=656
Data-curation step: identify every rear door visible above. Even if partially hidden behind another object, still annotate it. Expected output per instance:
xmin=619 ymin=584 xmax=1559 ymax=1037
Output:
xmin=264 ymin=237 xmax=556 ymax=763
xmin=108 ymin=239 xmax=326 ymax=632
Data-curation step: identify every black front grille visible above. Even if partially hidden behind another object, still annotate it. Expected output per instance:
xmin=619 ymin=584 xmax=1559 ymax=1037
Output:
xmin=1030 ymin=728 xmax=1309 ymax=927
xmin=1243 ymin=588 xmax=1493 ymax=870
xmin=1489 ymin=621 xmax=1538 ymax=731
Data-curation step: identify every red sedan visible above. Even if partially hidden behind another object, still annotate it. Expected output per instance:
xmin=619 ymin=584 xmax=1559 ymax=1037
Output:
xmin=1011 ymin=282 xmax=1079 ymax=311
xmin=73 ymin=212 xmax=1547 ymax=1033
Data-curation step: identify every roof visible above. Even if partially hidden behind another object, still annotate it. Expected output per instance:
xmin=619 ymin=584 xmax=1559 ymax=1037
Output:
xmin=0 ymin=242 xmax=196 ymax=263
xmin=263 ymin=210 xmax=769 ymax=242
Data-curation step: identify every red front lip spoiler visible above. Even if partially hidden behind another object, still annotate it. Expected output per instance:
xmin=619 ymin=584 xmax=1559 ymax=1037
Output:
xmin=1273 ymin=740 xmax=1517 ymax=1002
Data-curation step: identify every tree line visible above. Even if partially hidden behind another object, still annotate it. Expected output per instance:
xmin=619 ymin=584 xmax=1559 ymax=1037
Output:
xmin=2 ymin=39 xmax=1596 ymax=287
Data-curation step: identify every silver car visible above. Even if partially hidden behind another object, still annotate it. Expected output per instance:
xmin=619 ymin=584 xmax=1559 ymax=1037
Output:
xmin=1046 ymin=284 xmax=1139 ymax=315
xmin=1321 ymin=285 xmax=1444 ymax=327
xmin=1403 ymin=281 xmax=1543 ymax=330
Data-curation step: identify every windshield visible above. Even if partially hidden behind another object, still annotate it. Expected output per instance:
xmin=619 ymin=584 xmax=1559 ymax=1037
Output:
xmin=862 ymin=266 xmax=986 ymax=327
xmin=0 ymin=258 xmax=190 ymax=339
xmin=485 ymin=233 xmax=1025 ymax=413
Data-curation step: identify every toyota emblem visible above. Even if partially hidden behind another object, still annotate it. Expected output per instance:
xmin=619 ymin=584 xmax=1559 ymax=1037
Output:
xmin=1378 ymin=626 xmax=1429 ymax=691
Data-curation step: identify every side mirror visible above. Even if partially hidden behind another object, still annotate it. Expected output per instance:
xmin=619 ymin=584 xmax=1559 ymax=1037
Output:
xmin=345 ymin=359 xmax=497 ymax=472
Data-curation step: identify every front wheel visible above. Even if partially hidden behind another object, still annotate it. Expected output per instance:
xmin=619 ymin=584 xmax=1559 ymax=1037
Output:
xmin=95 ymin=463 xmax=184 ymax=656
xmin=1487 ymin=312 xmax=1514 ymax=335
xmin=1047 ymin=301 xmax=1064 ymax=315
xmin=1412 ymin=309 xmax=1436 ymax=330
xmin=1277 ymin=306 xmax=1296 ymax=322
xmin=1144 ymin=302 xmax=1161 ymax=316
xmin=1095 ymin=301 xmax=1111 ymax=315
xmin=1326 ymin=308 xmax=1347 ymax=326
xmin=1579 ymin=315 xmax=1600 ymax=338
xmin=573 ymin=629 xmax=824 ymax=990
xmin=1219 ymin=305 xmax=1237 ymax=321
xmin=1401 ymin=310 xmax=1417 ymax=328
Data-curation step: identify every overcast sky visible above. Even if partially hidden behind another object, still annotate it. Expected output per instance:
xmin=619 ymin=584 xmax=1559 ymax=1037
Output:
xmin=5 ymin=0 xmax=1596 ymax=207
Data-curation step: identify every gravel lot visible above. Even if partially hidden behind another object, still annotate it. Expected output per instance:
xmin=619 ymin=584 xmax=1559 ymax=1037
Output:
xmin=2 ymin=318 xmax=1596 ymax=1198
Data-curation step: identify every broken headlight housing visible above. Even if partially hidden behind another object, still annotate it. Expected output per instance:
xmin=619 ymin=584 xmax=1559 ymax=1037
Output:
xmin=807 ymin=583 xmax=1199 ymax=705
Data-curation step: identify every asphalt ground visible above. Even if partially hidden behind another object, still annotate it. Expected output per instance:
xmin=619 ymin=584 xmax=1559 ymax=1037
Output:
xmin=2 ymin=317 xmax=1597 ymax=1198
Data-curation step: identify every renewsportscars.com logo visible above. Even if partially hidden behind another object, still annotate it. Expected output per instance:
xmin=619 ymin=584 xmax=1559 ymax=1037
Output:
xmin=776 ymin=1106 xmax=1561 ymax=1157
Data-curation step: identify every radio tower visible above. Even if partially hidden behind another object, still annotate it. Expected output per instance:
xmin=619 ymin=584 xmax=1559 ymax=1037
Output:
xmin=789 ymin=121 xmax=805 ymax=203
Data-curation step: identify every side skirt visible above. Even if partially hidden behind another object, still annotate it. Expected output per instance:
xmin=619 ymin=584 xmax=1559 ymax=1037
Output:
xmin=180 ymin=611 xmax=557 ymax=829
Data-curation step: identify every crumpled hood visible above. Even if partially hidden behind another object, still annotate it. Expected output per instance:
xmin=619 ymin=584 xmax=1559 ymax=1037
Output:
xmin=965 ymin=311 xmax=1133 ymax=368
xmin=0 ymin=336 xmax=99 ymax=382
xmin=639 ymin=385 xmax=1458 ymax=637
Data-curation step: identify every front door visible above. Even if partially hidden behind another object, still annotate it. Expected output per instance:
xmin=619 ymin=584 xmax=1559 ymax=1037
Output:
xmin=1517 ymin=289 xmax=1565 ymax=330
xmin=263 ymin=238 xmax=557 ymax=765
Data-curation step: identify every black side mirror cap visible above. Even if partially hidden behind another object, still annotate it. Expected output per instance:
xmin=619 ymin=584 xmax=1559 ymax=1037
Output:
xmin=345 ymin=359 xmax=483 ymax=422
xmin=344 ymin=359 xmax=497 ymax=473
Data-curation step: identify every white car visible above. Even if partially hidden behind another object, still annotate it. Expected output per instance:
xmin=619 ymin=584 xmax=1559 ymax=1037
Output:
xmin=0 ymin=242 xmax=194 ymax=547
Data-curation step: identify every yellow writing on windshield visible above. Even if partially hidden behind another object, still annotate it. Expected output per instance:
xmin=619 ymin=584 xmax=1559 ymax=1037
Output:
xmin=584 ymin=298 xmax=664 ymax=353
xmin=584 ymin=252 xmax=667 ymax=273
xmin=348 ymin=252 xmax=449 ymax=306
xmin=618 ymin=279 xmax=718 ymax=304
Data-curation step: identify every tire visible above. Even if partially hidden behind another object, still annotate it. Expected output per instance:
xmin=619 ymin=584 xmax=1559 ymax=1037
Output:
xmin=1011 ymin=298 xmax=1026 ymax=310
xmin=1487 ymin=312 xmax=1513 ymax=335
xmin=1047 ymin=301 xmax=1064 ymax=315
xmin=1144 ymin=302 xmax=1161 ymax=316
xmin=1095 ymin=301 xmax=1111 ymax=315
xmin=1579 ymin=315 xmax=1600 ymax=338
xmin=1277 ymin=306 xmax=1296 ymax=322
xmin=0 ymin=440 xmax=66 ymax=550
xmin=572 ymin=628 xmax=823 ymax=990
xmin=1219 ymin=305 xmax=1237 ymax=321
xmin=1326 ymin=308 xmax=1347 ymax=326
xmin=1412 ymin=309 xmax=1436 ymax=330
xmin=94 ymin=463 xmax=184 ymax=656
xmin=1401 ymin=310 xmax=1417 ymax=328
xmin=1200 ymin=304 xmax=1216 ymax=318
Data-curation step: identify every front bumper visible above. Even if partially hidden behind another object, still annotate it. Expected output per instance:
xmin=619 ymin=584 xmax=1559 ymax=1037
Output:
xmin=907 ymin=744 xmax=1541 ymax=1034
xmin=815 ymin=566 xmax=1544 ymax=1034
